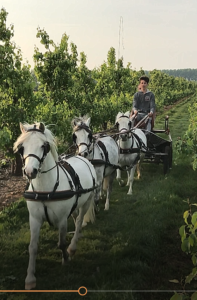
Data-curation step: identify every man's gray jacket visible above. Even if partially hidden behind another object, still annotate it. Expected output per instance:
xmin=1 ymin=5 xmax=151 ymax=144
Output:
xmin=133 ymin=90 xmax=156 ymax=114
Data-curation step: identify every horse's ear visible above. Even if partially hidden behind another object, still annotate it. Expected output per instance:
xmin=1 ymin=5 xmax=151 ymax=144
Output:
xmin=39 ymin=122 xmax=45 ymax=133
xmin=116 ymin=112 xmax=122 ymax=121
xmin=20 ymin=123 xmax=26 ymax=133
xmin=125 ymin=111 xmax=130 ymax=117
xmin=86 ymin=117 xmax=91 ymax=127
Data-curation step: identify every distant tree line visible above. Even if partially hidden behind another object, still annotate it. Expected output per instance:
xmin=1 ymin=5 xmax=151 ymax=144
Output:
xmin=159 ymin=69 xmax=197 ymax=81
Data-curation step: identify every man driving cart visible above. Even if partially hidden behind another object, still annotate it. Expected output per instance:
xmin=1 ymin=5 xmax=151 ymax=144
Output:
xmin=130 ymin=75 xmax=156 ymax=134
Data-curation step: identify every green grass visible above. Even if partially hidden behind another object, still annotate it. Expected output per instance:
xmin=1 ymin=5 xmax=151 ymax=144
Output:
xmin=0 ymin=96 xmax=197 ymax=300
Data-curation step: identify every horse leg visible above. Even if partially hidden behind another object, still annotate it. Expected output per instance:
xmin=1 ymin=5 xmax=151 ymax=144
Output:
xmin=94 ymin=184 xmax=102 ymax=207
xmin=104 ymin=171 xmax=116 ymax=211
xmin=136 ymin=163 xmax=140 ymax=179
xmin=116 ymin=169 xmax=124 ymax=186
xmin=127 ymin=165 xmax=137 ymax=195
xmin=67 ymin=195 xmax=94 ymax=258
xmin=58 ymin=220 xmax=68 ymax=265
xmin=99 ymin=182 xmax=104 ymax=200
xmin=25 ymin=215 xmax=42 ymax=290
xmin=103 ymin=176 xmax=109 ymax=210
xmin=94 ymin=166 xmax=104 ymax=205
xmin=136 ymin=154 xmax=145 ymax=179
xmin=126 ymin=170 xmax=130 ymax=186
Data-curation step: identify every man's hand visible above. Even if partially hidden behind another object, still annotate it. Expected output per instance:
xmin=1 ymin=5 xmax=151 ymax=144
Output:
xmin=134 ymin=110 xmax=138 ymax=116
xmin=130 ymin=110 xmax=138 ymax=118
xmin=148 ymin=112 xmax=153 ymax=117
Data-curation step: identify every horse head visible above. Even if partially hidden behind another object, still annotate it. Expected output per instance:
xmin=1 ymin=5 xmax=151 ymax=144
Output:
xmin=72 ymin=116 xmax=93 ymax=158
xmin=115 ymin=111 xmax=132 ymax=141
xmin=13 ymin=122 xmax=55 ymax=179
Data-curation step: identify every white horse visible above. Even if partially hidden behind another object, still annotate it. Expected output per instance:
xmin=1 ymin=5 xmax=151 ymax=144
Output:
xmin=72 ymin=116 xmax=119 ymax=210
xmin=13 ymin=122 xmax=97 ymax=290
xmin=115 ymin=111 xmax=147 ymax=195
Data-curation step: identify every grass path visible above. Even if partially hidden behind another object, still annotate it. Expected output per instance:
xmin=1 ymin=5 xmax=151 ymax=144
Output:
xmin=0 ymin=95 xmax=197 ymax=300
xmin=156 ymin=96 xmax=192 ymax=139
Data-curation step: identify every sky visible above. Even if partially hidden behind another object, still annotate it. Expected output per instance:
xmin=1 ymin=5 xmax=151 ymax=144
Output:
xmin=1 ymin=0 xmax=197 ymax=71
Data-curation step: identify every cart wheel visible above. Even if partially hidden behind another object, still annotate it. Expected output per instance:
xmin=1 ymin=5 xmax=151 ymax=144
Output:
xmin=163 ymin=146 xmax=170 ymax=175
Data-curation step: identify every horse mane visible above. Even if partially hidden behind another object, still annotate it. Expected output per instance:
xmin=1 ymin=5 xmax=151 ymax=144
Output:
xmin=13 ymin=122 xmax=59 ymax=162
xmin=71 ymin=115 xmax=90 ymax=131
xmin=115 ymin=111 xmax=130 ymax=122
xmin=115 ymin=112 xmax=124 ymax=122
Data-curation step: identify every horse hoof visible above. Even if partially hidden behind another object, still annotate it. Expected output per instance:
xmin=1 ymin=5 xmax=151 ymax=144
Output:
xmin=25 ymin=281 xmax=36 ymax=290
xmin=104 ymin=206 xmax=109 ymax=211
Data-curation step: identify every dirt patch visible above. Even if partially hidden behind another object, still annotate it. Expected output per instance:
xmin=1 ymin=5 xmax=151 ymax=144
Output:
xmin=0 ymin=166 xmax=26 ymax=211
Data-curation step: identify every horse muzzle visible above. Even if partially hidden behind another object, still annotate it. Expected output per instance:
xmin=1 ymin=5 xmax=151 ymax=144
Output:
xmin=120 ymin=133 xmax=128 ymax=141
xmin=24 ymin=168 xmax=38 ymax=179
xmin=78 ymin=152 xmax=89 ymax=158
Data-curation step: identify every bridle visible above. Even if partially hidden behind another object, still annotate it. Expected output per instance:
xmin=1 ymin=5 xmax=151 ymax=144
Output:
xmin=115 ymin=115 xmax=132 ymax=139
xmin=72 ymin=124 xmax=93 ymax=155
xmin=16 ymin=128 xmax=51 ymax=175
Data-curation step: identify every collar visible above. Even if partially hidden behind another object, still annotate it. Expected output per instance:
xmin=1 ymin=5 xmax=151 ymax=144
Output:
xmin=139 ymin=89 xmax=150 ymax=94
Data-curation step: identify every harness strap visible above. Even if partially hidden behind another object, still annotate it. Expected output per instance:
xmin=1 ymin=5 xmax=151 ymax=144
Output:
xmin=24 ymin=188 xmax=96 ymax=201
xmin=59 ymin=160 xmax=83 ymax=218
xmin=131 ymin=131 xmax=148 ymax=151
xmin=97 ymin=140 xmax=109 ymax=164
xmin=119 ymin=148 xmax=141 ymax=154
xmin=59 ymin=161 xmax=78 ymax=190
xmin=24 ymin=158 xmax=97 ymax=224
xmin=75 ymin=156 xmax=96 ymax=188
xmin=26 ymin=128 xmax=44 ymax=134
xmin=89 ymin=159 xmax=107 ymax=165
xmin=88 ymin=140 xmax=120 ymax=170
xmin=43 ymin=204 xmax=53 ymax=226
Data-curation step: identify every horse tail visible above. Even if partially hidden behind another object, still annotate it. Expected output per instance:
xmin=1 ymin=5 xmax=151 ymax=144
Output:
xmin=83 ymin=194 xmax=95 ymax=224
xmin=103 ymin=176 xmax=109 ymax=191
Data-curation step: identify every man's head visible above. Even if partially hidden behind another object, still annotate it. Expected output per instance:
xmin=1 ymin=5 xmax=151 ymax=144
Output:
xmin=139 ymin=76 xmax=149 ymax=92
xmin=139 ymin=76 xmax=149 ymax=84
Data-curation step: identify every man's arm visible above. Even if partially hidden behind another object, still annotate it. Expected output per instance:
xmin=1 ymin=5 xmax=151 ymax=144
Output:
xmin=132 ymin=93 xmax=138 ymax=115
xmin=149 ymin=93 xmax=156 ymax=115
